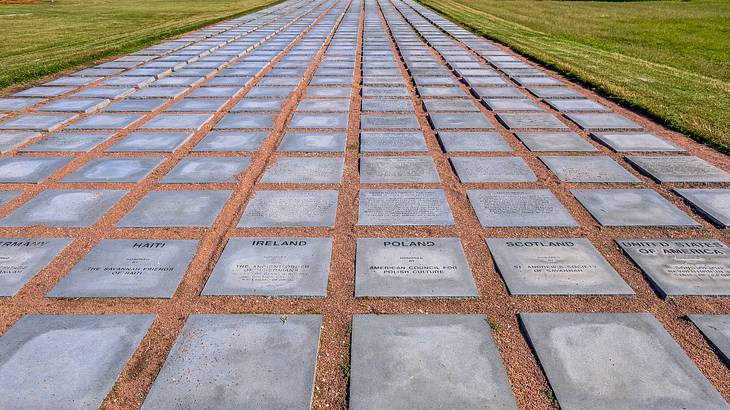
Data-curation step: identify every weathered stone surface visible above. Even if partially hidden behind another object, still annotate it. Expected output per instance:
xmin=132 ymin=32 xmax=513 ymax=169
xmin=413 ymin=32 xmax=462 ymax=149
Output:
xmin=0 ymin=238 xmax=72 ymax=296
xmin=0 ymin=132 xmax=38 ymax=153
xmin=279 ymin=131 xmax=347 ymax=152
xmin=520 ymin=312 xmax=729 ymax=410
xmin=107 ymin=132 xmax=191 ymax=152
xmin=1 ymin=114 xmax=77 ymax=132
xmin=674 ymin=188 xmax=730 ymax=228
xmin=238 ymin=190 xmax=339 ymax=227
xmin=38 ymin=98 xmax=109 ymax=113
xmin=467 ymin=189 xmax=577 ymax=227
xmin=451 ymin=157 xmax=536 ymax=183
xmin=0 ymin=191 xmax=20 ymax=205
xmin=261 ymin=157 xmax=344 ymax=184
xmin=141 ymin=114 xmax=212 ymax=130
xmin=361 ymin=115 xmax=420 ymax=130
xmin=355 ymin=238 xmax=477 ymax=297
xmin=0 ymin=157 xmax=71 ymax=183
xmin=203 ymin=237 xmax=332 ymax=296
xmin=516 ymin=132 xmax=597 ymax=152
xmin=289 ymin=113 xmax=348 ymax=129
xmin=438 ymin=132 xmax=512 ymax=152
xmin=68 ymin=114 xmax=143 ymax=130
xmin=0 ymin=314 xmax=154 ymax=409
xmin=359 ymin=189 xmax=455 ymax=226
xmin=215 ymin=113 xmax=275 ymax=129
xmin=487 ymin=238 xmax=633 ymax=295
xmin=22 ymin=132 xmax=114 ymax=152
xmin=360 ymin=156 xmax=439 ymax=183
xmin=626 ymin=156 xmax=730 ymax=183
xmin=142 ymin=314 xmax=321 ymax=409
xmin=484 ymin=98 xmax=543 ymax=112
xmin=360 ymin=131 xmax=427 ymax=152
xmin=688 ymin=315 xmax=730 ymax=365
xmin=497 ymin=113 xmax=568 ymax=130
xmin=429 ymin=113 xmax=493 ymax=130
xmin=117 ymin=190 xmax=231 ymax=227
xmin=48 ymin=240 xmax=197 ymax=298
xmin=545 ymin=99 xmax=610 ymax=112
xmin=591 ymin=132 xmax=684 ymax=152
xmin=350 ymin=315 xmax=517 ymax=410
xmin=0 ymin=190 xmax=126 ymax=227
xmin=194 ymin=131 xmax=268 ymax=152
xmin=62 ymin=158 xmax=163 ymax=183
xmin=541 ymin=156 xmax=640 ymax=183
xmin=161 ymin=157 xmax=251 ymax=183
xmin=572 ymin=189 xmax=700 ymax=227
xmin=617 ymin=238 xmax=730 ymax=297
xmin=565 ymin=112 xmax=642 ymax=131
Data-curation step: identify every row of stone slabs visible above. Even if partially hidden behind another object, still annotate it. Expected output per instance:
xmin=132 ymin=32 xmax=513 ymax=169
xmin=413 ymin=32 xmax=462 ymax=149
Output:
xmin=1 ymin=312 xmax=728 ymax=409
xmin=0 ymin=187 xmax=727 ymax=228
xmin=1 ymin=236 xmax=728 ymax=298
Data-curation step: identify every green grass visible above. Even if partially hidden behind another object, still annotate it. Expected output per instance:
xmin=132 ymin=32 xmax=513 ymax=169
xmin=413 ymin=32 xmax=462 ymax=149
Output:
xmin=0 ymin=0 xmax=281 ymax=93
xmin=415 ymin=0 xmax=730 ymax=153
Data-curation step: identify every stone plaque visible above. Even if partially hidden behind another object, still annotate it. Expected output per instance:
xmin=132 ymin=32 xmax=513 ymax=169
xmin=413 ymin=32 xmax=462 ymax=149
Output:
xmin=0 ymin=157 xmax=71 ymax=183
xmin=626 ymin=156 xmax=730 ymax=183
xmin=350 ymin=315 xmax=517 ymax=409
xmin=516 ymin=132 xmax=597 ymax=152
xmin=572 ymin=189 xmax=700 ymax=227
xmin=142 ymin=314 xmax=321 ymax=409
xmin=591 ymin=132 xmax=684 ymax=152
xmin=62 ymin=157 xmax=164 ymax=183
xmin=526 ymin=86 xmax=584 ymax=99
xmin=483 ymin=98 xmax=543 ymax=112
xmin=238 ymin=190 xmax=339 ymax=227
xmin=438 ymin=132 xmax=512 ymax=152
xmin=487 ymin=238 xmax=633 ymax=295
xmin=360 ymin=156 xmax=439 ymax=183
xmin=355 ymin=238 xmax=477 ymax=297
xmin=161 ymin=157 xmax=251 ymax=183
xmin=0 ymin=314 xmax=154 ymax=409
xmin=279 ymin=131 xmax=347 ymax=152
xmin=565 ymin=112 xmax=642 ymax=131
xmin=429 ymin=113 xmax=494 ymax=130
xmin=49 ymin=239 xmax=197 ymax=298
xmin=688 ymin=315 xmax=730 ymax=365
xmin=203 ymin=237 xmax=332 ymax=296
xmin=360 ymin=131 xmax=427 ymax=152
xmin=0 ymin=190 xmax=126 ymax=227
xmin=541 ymin=156 xmax=640 ymax=183
xmin=0 ymin=238 xmax=71 ymax=296
xmin=451 ymin=157 xmax=536 ymax=183
xmin=520 ymin=312 xmax=728 ymax=410
xmin=358 ymin=189 xmax=455 ymax=226
xmin=674 ymin=188 xmax=730 ymax=228
xmin=260 ymin=157 xmax=344 ymax=184
xmin=617 ymin=239 xmax=730 ymax=297
xmin=22 ymin=132 xmax=114 ymax=152
xmin=497 ymin=113 xmax=568 ymax=130
xmin=107 ymin=132 xmax=192 ymax=152
xmin=467 ymin=189 xmax=577 ymax=227
xmin=194 ymin=131 xmax=268 ymax=152
xmin=117 ymin=190 xmax=231 ymax=228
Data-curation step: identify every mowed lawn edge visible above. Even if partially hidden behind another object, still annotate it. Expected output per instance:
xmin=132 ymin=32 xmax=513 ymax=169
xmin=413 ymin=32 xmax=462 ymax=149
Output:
xmin=415 ymin=0 xmax=730 ymax=154
xmin=0 ymin=0 xmax=283 ymax=94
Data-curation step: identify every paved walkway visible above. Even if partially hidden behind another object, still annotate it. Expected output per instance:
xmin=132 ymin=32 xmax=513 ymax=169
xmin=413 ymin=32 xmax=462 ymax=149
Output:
xmin=0 ymin=0 xmax=728 ymax=408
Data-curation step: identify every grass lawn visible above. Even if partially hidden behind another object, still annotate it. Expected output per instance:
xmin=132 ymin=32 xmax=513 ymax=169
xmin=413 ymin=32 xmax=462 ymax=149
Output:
xmin=415 ymin=0 xmax=730 ymax=153
xmin=0 ymin=0 xmax=280 ymax=93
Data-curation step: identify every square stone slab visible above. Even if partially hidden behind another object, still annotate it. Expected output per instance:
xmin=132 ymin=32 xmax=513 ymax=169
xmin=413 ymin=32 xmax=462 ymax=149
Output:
xmin=161 ymin=157 xmax=251 ymax=183
xmin=0 ymin=98 xmax=42 ymax=111
xmin=194 ymin=131 xmax=268 ymax=152
xmin=541 ymin=156 xmax=640 ymax=183
xmin=617 ymin=238 xmax=730 ymax=297
xmin=438 ymin=132 xmax=512 ymax=152
xmin=361 ymin=115 xmax=420 ymax=130
xmin=566 ymin=112 xmax=642 ymax=131
xmin=497 ymin=113 xmax=568 ymax=130
xmin=107 ymin=131 xmax=191 ymax=152
xmin=487 ymin=238 xmax=633 ymax=295
xmin=238 ymin=190 xmax=339 ymax=227
xmin=14 ymin=86 xmax=73 ymax=97
xmin=350 ymin=315 xmax=517 ymax=409
xmin=467 ymin=189 xmax=577 ymax=227
xmin=0 ymin=238 xmax=72 ymax=296
xmin=0 ymin=157 xmax=72 ymax=183
xmin=360 ymin=131 xmax=427 ymax=152
xmin=260 ymin=157 xmax=344 ymax=184
xmin=429 ymin=113 xmax=494 ymax=130
xmin=545 ymin=99 xmax=611 ymax=112
xmin=527 ymin=86 xmax=584 ymax=99
xmin=358 ymin=189 xmax=455 ymax=226
xmin=203 ymin=237 xmax=332 ymax=297
xmin=141 ymin=113 xmax=212 ymax=130
xmin=591 ymin=132 xmax=684 ymax=152
xmin=166 ymin=99 xmax=227 ymax=112
xmin=48 ymin=240 xmax=197 ymax=298
xmin=68 ymin=114 xmax=144 ymax=130
xmin=626 ymin=156 xmax=730 ymax=183
xmin=0 ymin=190 xmax=126 ymax=227
xmin=572 ymin=189 xmax=700 ymax=227
xmin=688 ymin=315 xmax=730 ymax=365
xmin=522 ymin=312 xmax=728 ymax=410
xmin=141 ymin=315 xmax=321 ymax=409
xmin=362 ymin=99 xmax=414 ymax=112
xmin=103 ymin=98 xmax=168 ymax=113
xmin=289 ymin=113 xmax=348 ymax=129
xmin=231 ymin=98 xmax=285 ymax=112
xmin=215 ymin=114 xmax=275 ymax=129
xmin=296 ymin=99 xmax=350 ymax=112
xmin=117 ymin=190 xmax=231 ymax=227
xmin=484 ymin=98 xmax=543 ymax=112
xmin=38 ymin=98 xmax=109 ymax=113
xmin=516 ymin=132 xmax=597 ymax=152
xmin=279 ymin=131 xmax=347 ymax=152
xmin=451 ymin=157 xmax=536 ymax=183
xmin=22 ymin=132 xmax=114 ymax=152
xmin=0 ymin=314 xmax=154 ymax=409
xmin=360 ymin=156 xmax=439 ymax=183
xmin=62 ymin=157 xmax=163 ymax=183
xmin=675 ymin=188 xmax=730 ymax=228
xmin=1 ymin=113 xmax=76 ymax=132
xmin=422 ymin=99 xmax=478 ymax=112
xmin=355 ymin=238 xmax=478 ymax=297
